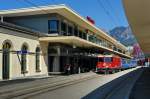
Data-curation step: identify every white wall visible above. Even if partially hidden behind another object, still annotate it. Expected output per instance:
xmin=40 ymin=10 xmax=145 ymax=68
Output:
xmin=0 ymin=27 xmax=48 ymax=80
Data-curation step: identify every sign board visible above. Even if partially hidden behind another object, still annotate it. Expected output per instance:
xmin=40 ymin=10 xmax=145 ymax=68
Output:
xmin=86 ymin=16 xmax=95 ymax=24
xmin=17 ymin=50 xmax=28 ymax=54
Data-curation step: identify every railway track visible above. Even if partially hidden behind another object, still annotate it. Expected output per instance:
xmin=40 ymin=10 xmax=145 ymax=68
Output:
xmin=0 ymin=67 xmax=141 ymax=99
xmin=0 ymin=74 xmax=100 ymax=99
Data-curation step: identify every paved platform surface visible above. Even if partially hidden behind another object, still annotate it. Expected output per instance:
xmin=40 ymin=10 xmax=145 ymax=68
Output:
xmin=0 ymin=67 xmax=142 ymax=99
xmin=0 ymin=72 xmax=98 ymax=99
xmin=130 ymin=67 xmax=150 ymax=99
xmin=15 ymin=67 xmax=140 ymax=99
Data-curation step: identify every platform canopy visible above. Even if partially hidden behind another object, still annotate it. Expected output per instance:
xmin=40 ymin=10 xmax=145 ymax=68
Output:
xmin=123 ymin=0 xmax=150 ymax=56
xmin=39 ymin=36 xmax=131 ymax=58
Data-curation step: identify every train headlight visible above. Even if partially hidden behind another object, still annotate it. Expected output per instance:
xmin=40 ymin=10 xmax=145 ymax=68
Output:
xmin=103 ymin=63 xmax=106 ymax=66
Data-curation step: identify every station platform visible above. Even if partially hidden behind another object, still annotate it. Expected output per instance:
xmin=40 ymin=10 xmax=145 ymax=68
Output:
xmin=130 ymin=67 xmax=150 ymax=99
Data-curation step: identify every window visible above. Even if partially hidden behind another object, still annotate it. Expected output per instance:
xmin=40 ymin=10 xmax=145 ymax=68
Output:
xmin=21 ymin=45 xmax=28 ymax=74
xmin=98 ymin=57 xmax=104 ymax=62
xmin=48 ymin=47 xmax=57 ymax=55
xmin=97 ymin=39 xmax=102 ymax=45
xmin=68 ymin=26 xmax=73 ymax=36
xmin=36 ymin=47 xmax=41 ymax=72
xmin=48 ymin=20 xmax=59 ymax=33
xmin=88 ymin=35 xmax=96 ymax=43
xmin=82 ymin=33 xmax=87 ymax=40
xmin=88 ymin=35 xmax=92 ymax=42
xmin=3 ymin=42 xmax=11 ymax=49
xmin=104 ymin=57 xmax=112 ymax=62
xmin=2 ymin=42 xmax=11 ymax=79
xmin=113 ymin=46 xmax=117 ymax=51
xmin=123 ymin=51 xmax=125 ymax=54
xmin=61 ymin=22 xmax=67 ymax=35
xmin=118 ymin=49 xmax=122 ymax=53
xmin=74 ymin=27 xmax=78 ymax=36
xmin=122 ymin=59 xmax=127 ymax=64
xmin=79 ymin=30 xmax=83 ymax=38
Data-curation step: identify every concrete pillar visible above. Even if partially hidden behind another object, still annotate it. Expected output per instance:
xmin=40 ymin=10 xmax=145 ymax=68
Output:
xmin=66 ymin=23 xmax=68 ymax=36
xmin=58 ymin=20 xmax=61 ymax=35
xmin=1 ymin=16 xmax=3 ymax=22
xmin=148 ymin=58 xmax=150 ymax=66
xmin=77 ymin=26 xmax=79 ymax=37
xmin=52 ymin=47 xmax=60 ymax=72
xmin=53 ymin=56 xmax=60 ymax=72
xmin=78 ymin=67 xmax=81 ymax=74
xmin=87 ymin=34 xmax=89 ymax=41
xmin=72 ymin=26 xmax=74 ymax=36
xmin=0 ymin=52 xmax=2 ymax=79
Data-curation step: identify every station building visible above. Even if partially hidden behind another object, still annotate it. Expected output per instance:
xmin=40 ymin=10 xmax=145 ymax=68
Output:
xmin=0 ymin=4 xmax=131 ymax=80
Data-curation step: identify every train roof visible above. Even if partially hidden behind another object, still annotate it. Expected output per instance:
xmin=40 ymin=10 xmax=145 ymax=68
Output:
xmin=98 ymin=54 xmax=120 ymax=58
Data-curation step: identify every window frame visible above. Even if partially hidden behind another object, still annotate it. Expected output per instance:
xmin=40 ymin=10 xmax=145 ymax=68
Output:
xmin=35 ymin=47 xmax=41 ymax=72
xmin=48 ymin=20 xmax=59 ymax=34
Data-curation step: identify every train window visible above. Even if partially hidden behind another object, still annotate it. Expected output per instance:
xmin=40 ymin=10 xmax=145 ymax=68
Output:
xmin=122 ymin=60 xmax=127 ymax=64
xmin=104 ymin=57 xmax=112 ymax=62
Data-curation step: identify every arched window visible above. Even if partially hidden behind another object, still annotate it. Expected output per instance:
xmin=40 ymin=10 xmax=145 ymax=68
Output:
xmin=21 ymin=44 xmax=28 ymax=74
xmin=35 ymin=47 xmax=41 ymax=72
xmin=2 ymin=42 xmax=11 ymax=79
xmin=3 ymin=42 xmax=11 ymax=49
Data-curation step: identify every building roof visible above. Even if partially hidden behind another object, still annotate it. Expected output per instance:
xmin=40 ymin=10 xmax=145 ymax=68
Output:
xmin=0 ymin=4 xmax=127 ymax=51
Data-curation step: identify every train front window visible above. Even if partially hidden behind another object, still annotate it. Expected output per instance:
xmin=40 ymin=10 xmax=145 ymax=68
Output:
xmin=122 ymin=60 xmax=126 ymax=64
xmin=104 ymin=57 xmax=112 ymax=62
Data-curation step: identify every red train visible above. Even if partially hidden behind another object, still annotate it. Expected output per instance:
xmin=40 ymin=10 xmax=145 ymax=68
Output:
xmin=96 ymin=55 xmax=121 ymax=74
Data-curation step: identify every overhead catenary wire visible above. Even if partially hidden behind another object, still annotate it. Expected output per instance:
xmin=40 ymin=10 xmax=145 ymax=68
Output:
xmin=16 ymin=0 xmax=50 ymax=14
xmin=16 ymin=0 xmax=119 ymax=31
xmin=96 ymin=0 xmax=118 ymax=27
xmin=104 ymin=0 xmax=120 ymax=26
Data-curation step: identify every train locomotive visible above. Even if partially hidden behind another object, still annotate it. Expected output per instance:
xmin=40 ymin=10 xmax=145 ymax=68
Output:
xmin=96 ymin=55 xmax=137 ymax=74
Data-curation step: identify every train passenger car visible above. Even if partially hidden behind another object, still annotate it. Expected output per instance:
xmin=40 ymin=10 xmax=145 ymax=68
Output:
xmin=130 ymin=59 xmax=137 ymax=67
xmin=121 ymin=58 xmax=131 ymax=70
xmin=121 ymin=58 xmax=137 ymax=70
xmin=96 ymin=55 xmax=121 ymax=74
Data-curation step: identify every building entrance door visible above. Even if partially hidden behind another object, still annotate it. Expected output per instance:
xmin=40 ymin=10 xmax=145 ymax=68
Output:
xmin=48 ymin=56 xmax=54 ymax=72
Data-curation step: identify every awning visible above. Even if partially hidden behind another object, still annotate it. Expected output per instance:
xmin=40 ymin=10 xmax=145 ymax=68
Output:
xmin=39 ymin=36 xmax=132 ymax=58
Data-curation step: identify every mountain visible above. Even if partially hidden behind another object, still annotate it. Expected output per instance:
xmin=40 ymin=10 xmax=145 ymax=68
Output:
xmin=109 ymin=26 xmax=137 ymax=46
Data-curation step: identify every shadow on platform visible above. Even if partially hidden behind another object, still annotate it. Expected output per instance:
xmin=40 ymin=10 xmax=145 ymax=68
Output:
xmin=130 ymin=67 xmax=150 ymax=99
xmin=82 ymin=68 xmax=141 ymax=99
xmin=0 ymin=78 xmax=36 ymax=87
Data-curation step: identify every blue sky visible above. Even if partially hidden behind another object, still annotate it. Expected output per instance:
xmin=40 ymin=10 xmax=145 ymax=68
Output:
xmin=0 ymin=0 xmax=129 ymax=31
